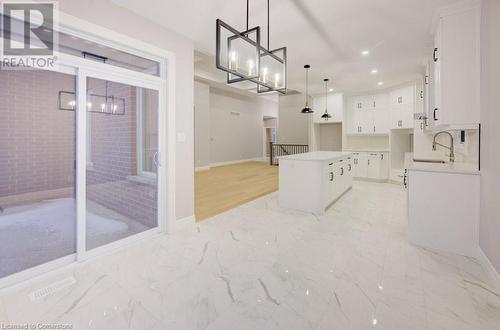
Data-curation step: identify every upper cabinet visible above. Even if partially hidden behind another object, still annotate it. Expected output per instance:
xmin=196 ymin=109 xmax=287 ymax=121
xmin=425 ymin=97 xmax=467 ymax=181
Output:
xmin=430 ymin=1 xmax=480 ymax=127
xmin=389 ymin=86 xmax=415 ymax=129
xmin=313 ymin=93 xmax=344 ymax=124
xmin=347 ymin=84 xmax=418 ymax=135
xmin=347 ymin=94 xmax=390 ymax=135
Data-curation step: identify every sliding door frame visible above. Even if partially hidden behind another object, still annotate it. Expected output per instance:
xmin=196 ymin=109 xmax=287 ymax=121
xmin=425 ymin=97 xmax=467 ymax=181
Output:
xmin=0 ymin=13 xmax=175 ymax=288
xmin=75 ymin=64 xmax=164 ymax=260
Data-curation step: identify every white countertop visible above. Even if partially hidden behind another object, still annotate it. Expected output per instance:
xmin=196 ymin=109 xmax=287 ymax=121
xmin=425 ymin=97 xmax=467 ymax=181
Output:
xmin=343 ymin=148 xmax=390 ymax=152
xmin=278 ymin=151 xmax=353 ymax=162
xmin=407 ymin=160 xmax=480 ymax=175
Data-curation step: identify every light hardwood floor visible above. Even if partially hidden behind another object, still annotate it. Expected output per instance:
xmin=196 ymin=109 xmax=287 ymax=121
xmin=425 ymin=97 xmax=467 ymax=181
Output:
xmin=195 ymin=161 xmax=278 ymax=221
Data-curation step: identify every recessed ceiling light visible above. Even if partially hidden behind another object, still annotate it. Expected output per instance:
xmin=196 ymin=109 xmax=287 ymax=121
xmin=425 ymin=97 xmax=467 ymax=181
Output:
xmin=329 ymin=88 xmax=334 ymax=92
xmin=377 ymin=82 xmax=384 ymax=86
xmin=361 ymin=50 xmax=370 ymax=56
xmin=371 ymin=69 xmax=378 ymax=74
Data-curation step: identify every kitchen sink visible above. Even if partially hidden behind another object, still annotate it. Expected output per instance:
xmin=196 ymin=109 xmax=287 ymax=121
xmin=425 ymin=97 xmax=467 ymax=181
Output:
xmin=413 ymin=158 xmax=446 ymax=164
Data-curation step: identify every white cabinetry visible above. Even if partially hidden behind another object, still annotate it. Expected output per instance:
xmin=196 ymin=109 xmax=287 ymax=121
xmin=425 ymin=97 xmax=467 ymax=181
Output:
xmin=313 ymin=93 xmax=344 ymax=124
xmin=431 ymin=1 xmax=480 ymax=127
xmin=350 ymin=151 xmax=389 ymax=180
xmin=407 ymin=168 xmax=480 ymax=257
xmin=347 ymin=94 xmax=389 ymax=135
xmin=389 ymin=86 xmax=415 ymax=129
xmin=279 ymin=152 xmax=353 ymax=215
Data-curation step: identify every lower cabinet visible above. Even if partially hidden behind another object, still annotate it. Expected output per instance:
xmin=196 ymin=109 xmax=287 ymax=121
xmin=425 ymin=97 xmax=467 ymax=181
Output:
xmin=323 ymin=156 xmax=353 ymax=208
xmin=350 ymin=151 xmax=389 ymax=180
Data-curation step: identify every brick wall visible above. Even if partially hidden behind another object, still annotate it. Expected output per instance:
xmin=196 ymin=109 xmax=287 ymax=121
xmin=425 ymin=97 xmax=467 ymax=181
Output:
xmin=0 ymin=72 xmax=157 ymax=228
xmin=0 ymin=70 xmax=76 ymax=200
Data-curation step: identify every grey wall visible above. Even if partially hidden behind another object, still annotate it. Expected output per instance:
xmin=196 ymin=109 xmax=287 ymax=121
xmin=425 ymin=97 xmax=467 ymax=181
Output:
xmin=278 ymin=94 xmax=310 ymax=145
xmin=194 ymin=81 xmax=210 ymax=168
xmin=193 ymin=83 xmax=279 ymax=166
xmin=54 ymin=0 xmax=194 ymax=220
xmin=209 ymin=88 xmax=277 ymax=164
xmin=319 ymin=124 xmax=343 ymax=151
xmin=479 ymin=0 xmax=500 ymax=275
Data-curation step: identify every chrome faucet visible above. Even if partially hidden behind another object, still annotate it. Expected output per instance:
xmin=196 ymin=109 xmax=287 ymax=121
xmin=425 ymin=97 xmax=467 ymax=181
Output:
xmin=432 ymin=131 xmax=455 ymax=163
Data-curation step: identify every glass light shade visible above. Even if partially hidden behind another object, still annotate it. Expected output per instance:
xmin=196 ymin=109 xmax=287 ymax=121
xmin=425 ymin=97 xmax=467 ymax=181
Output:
xmin=257 ymin=47 xmax=287 ymax=94
xmin=216 ymin=19 xmax=260 ymax=83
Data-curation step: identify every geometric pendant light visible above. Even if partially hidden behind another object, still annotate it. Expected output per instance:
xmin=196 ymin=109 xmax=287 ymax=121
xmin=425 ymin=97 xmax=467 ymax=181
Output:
xmin=215 ymin=0 xmax=287 ymax=94
xmin=301 ymin=65 xmax=313 ymax=113
xmin=321 ymin=78 xmax=332 ymax=120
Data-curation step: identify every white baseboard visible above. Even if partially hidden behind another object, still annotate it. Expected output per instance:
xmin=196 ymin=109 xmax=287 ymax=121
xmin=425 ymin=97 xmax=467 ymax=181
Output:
xmin=168 ymin=215 xmax=196 ymax=234
xmin=478 ymin=247 xmax=500 ymax=291
xmin=195 ymin=166 xmax=210 ymax=172
xmin=209 ymin=157 xmax=267 ymax=168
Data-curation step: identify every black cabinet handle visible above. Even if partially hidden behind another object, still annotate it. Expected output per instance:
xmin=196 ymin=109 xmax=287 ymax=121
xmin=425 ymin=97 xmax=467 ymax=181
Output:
xmin=433 ymin=47 xmax=438 ymax=62
xmin=348 ymin=164 xmax=352 ymax=171
xmin=330 ymin=172 xmax=334 ymax=181
xmin=381 ymin=154 xmax=384 ymax=160
xmin=368 ymin=159 xmax=370 ymax=166
xmin=434 ymin=108 xmax=438 ymax=121
xmin=341 ymin=167 xmax=344 ymax=176
xmin=404 ymin=169 xmax=408 ymax=188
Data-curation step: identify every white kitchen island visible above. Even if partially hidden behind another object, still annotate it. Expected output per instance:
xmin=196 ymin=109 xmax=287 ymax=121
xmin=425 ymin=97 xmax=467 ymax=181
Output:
xmin=278 ymin=151 xmax=353 ymax=215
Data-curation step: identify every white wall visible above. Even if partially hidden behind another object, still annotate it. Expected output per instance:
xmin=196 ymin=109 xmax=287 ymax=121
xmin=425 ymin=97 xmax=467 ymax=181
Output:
xmin=193 ymin=83 xmax=279 ymax=166
xmin=479 ymin=0 xmax=500 ymax=276
xmin=278 ymin=94 xmax=310 ymax=145
xmin=53 ymin=0 xmax=195 ymax=220
xmin=194 ymin=81 xmax=210 ymax=168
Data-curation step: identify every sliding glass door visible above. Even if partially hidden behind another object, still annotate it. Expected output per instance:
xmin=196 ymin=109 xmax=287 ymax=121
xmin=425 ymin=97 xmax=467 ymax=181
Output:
xmin=0 ymin=25 xmax=167 ymax=285
xmin=84 ymin=76 xmax=159 ymax=250
xmin=0 ymin=68 xmax=77 ymax=278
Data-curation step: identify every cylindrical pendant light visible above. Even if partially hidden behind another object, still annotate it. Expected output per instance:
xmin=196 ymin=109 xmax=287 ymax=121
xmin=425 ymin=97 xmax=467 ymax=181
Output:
xmin=321 ymin=78 xmax=332 ymax=120
xmin=301 ymin=65 xmax=313 ymax=113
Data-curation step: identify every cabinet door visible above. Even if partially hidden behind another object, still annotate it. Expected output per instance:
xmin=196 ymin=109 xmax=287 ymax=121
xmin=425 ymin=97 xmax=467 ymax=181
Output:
xmin=373 ymin=94 xmax=388 ymax=110
xmin=390 ymin=106 xmax=414 ymax=129
xmin=324 ymin=163 xmax=335 ymax=206
xmin=379 ymin=152 xmax=389 ymax=179
xmin=373 ymin=108 xmax=389 ymax=133
xmin=361 ymin=96 xmax=374 ymax=110
xmin=335 ymin=160 xmax=347 ymax=196
xmin=357 ymin=153 xmax=368 ymax=178
xmin=366 ymin=153 xmax=381 ymax=179
xmin=390 ymin=86 xmax=415 ymax=107
xmin=433 ymin=19 xmax=442 ymax=125
xmin=348 ymin=109 xmax=361 ymax=134
xmin=359 ymin=109 xmax=374 ymax=134
xmin=352 ymin=97 xmax=363 ymax=111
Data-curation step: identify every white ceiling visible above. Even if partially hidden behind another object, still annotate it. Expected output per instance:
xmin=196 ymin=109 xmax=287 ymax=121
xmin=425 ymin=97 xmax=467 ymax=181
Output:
xmin=111 ymin=0 xmax=460 ymax=94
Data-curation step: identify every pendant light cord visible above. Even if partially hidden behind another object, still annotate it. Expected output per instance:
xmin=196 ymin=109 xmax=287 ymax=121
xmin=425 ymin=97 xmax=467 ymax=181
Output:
xmin=325 ymin=80 xmax=328 ymax=113
xmin=305 ymin=67 xmax=309 ymax=106
xmin=246 ymin=0 xmax=249 ymax=31
xmin=267 ymin=0 xmax=270 ymax=50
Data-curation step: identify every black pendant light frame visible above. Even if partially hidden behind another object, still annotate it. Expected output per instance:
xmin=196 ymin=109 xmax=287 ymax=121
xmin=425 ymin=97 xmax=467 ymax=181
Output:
xmin=215 ymin=0 xmax=287 ymax=94
xmin=321 ymin=78 xmax=332 ymax=120
xmin=301 ymin=64 xmax=313 ymax=113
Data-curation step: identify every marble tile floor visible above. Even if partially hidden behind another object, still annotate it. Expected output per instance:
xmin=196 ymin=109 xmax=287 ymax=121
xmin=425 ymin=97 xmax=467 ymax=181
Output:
xmin=0 ymin=181 xmax=499 ymax=330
